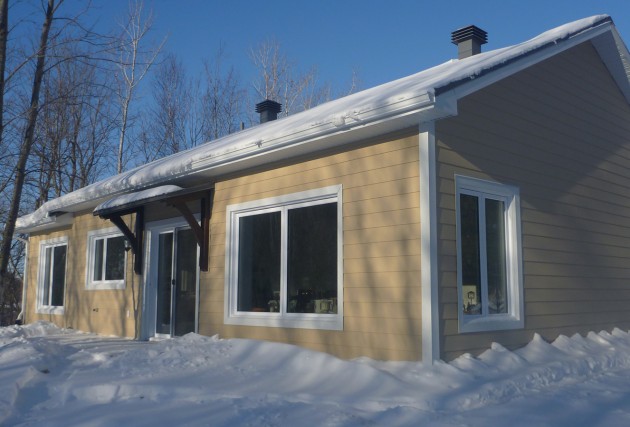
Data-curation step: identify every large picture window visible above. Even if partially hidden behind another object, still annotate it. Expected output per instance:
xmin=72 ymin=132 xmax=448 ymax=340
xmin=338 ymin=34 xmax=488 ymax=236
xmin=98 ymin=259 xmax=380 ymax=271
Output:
xmin=225 ymin=186 xmax=343 ymax=330
xmin=456 ymin=176 xmax=523 ymax=333
xmin=86 ymin=228 xmax=126 ymax=290
xmin=37 ymin=237 xmax=68 ymax=314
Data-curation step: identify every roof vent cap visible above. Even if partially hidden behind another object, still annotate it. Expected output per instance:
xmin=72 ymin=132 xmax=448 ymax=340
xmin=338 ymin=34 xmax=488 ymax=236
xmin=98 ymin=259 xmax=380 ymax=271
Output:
xmin=451 ymin=25 xmax=488 ymax=59
xmin=255 ymin=99 xmax=282 ymax=123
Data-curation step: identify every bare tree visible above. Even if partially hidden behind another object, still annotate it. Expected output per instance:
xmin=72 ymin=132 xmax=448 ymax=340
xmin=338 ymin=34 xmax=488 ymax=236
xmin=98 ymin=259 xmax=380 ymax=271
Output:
xmin=200 ymin=47 xmax=245 ymax=141
xmin=32 ymin=41 xmax=116 ymax=205
xmin=250 ymin=39 xmax=328 ymax=116
xmin=115 ymin=0 xmax=165 ymax=173
xmin=137 ymin=52 xmax=190 ymax=162
xmin=74 ymin=77 xmax=117 ymax=188
xmin=138 ymin=47 xmax=246 ymax=163
xmin=0 ymin=0 xmax=8 ymax=154
xmin=0 ymin=0 xmax=59 ymax=316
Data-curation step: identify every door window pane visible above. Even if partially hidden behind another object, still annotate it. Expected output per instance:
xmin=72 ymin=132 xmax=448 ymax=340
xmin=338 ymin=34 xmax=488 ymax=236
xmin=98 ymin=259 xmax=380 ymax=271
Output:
xmin=460 ymin=194 xmax=481 ymax=315
xmin=237 ymin=212 xmax=281 ymax=312
xmin=175 ymin=228 xmax=197 ymax=336
xmin=287 ymin=203 xmax=337 ymax=314
xmin=156 ymin=233 xmax=173 ymax=335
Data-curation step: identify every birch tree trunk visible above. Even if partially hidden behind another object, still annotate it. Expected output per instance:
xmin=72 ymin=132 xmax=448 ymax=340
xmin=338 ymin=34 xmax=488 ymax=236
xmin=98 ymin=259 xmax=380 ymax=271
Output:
xmin=0 ymin=0 xmax=7 ymax=152
xmin=115 ymin=0 xmax=164 ymax=173
xmin=0 ymin=0 xmax=58 ymax=290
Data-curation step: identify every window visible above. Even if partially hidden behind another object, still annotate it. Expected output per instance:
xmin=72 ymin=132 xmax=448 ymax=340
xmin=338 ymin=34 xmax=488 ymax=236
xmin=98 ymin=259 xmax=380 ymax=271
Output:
xmin=456 ymin=176 xmax=523 ymax=332
xmin=86 ymin=228 xmax=126 ymax=290
xmin=225 ymin=186 xmax=343 ymax=330
xmin=37 ymin=237 xmax=67 ymax=314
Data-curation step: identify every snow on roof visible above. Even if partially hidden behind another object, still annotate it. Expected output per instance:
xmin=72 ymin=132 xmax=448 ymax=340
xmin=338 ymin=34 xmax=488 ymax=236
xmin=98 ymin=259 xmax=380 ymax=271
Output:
xmin=16 ymin=15 xmax=618 ymax=232
xmin=93 ymin=185 xmax=183 ymax=215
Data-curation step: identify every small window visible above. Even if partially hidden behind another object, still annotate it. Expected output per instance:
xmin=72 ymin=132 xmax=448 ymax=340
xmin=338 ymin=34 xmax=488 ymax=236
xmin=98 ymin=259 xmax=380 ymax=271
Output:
xmin=456 ymin=176 xmax=523 ymax=333
xmin=37 ymin=237 xmax=67 ymax=314
xmin=225 ymin=186 xmax=343 ymax=330
xmin=86 ymin=228 xmax=126 ymax=290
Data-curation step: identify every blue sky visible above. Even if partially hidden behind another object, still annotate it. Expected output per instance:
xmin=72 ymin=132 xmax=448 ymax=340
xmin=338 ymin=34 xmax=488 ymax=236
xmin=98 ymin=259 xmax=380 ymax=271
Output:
xmin=129 ymin=0 xmax=630 ymax=92
xmin=19 ymin=1 xmax=630 ymax=98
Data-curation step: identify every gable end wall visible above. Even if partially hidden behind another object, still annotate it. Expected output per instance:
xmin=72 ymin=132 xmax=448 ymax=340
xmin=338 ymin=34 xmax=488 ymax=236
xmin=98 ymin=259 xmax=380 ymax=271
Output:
xmin=436 ymin=41 xmax=630 ymax=360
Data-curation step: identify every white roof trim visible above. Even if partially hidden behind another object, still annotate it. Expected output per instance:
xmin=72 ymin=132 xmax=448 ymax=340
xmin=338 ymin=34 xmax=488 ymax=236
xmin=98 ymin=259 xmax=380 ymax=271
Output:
xmin=593 ymin=26 xmax=630 ymax=104
xmin=18 ymin=212 xmax=73 ymax=234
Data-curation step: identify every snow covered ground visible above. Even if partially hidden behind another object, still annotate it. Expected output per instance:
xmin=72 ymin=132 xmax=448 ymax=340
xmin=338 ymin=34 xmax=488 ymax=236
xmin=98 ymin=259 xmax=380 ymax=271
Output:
xmin=1 ymin=322 xmax=630 ymax=426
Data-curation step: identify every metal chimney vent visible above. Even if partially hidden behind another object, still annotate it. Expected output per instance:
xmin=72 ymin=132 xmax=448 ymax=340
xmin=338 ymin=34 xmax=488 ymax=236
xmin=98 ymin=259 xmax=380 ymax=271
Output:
xmin=451 ymin=25 xmax=488 ymax=59
xmin=255 ymin=99 xmax=282 ymax=123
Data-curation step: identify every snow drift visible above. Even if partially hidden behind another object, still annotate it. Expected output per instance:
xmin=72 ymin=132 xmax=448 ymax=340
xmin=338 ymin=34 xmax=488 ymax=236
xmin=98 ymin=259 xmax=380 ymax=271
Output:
xmin=2 ymin=322 xmax=630 ymax=426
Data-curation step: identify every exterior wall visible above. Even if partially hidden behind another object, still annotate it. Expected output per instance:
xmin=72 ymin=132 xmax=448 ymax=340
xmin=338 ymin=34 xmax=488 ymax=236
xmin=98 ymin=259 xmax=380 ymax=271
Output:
xmin=200 ymin=129 xmax=423 ymax=360
xmin=436 ymin=41 xmax=630 ymax=360
xmin=25 ymin=212 xmax=139 ymax=338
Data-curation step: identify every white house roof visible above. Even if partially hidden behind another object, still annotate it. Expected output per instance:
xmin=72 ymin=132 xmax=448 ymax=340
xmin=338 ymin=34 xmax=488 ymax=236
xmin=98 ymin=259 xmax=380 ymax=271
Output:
xmin=16 ymin=15 xmax=630 ymax=233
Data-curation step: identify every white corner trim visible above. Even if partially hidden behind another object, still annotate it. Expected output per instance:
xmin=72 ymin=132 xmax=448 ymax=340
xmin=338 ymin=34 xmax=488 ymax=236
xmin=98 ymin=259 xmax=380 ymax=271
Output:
xmin=419 ymin=122 xmax=439 ymax=364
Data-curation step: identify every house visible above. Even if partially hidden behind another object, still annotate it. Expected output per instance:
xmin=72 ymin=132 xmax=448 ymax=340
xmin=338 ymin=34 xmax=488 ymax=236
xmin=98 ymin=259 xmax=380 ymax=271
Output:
xmin=15 ymin=15 xmax=630 ymax=363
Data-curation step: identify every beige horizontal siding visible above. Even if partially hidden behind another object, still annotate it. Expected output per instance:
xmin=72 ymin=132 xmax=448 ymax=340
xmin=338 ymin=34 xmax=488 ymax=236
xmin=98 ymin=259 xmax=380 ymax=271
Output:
xmin=436 ymin=41 xmax=630 ymax=360
xmin=26 ymin=212 xmax=139 ymax=338
xmin=199 ymin=129 xmax=423 ymax=360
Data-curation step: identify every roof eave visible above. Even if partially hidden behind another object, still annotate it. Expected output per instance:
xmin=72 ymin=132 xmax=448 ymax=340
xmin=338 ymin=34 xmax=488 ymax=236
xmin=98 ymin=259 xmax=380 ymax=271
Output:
xmin=187 ymin=91 xmax=445 ymax=177
xmin=15 ymin=212 xmax=74 ymax=234
xmin=17 ymin=93 xmax=448 ymax=233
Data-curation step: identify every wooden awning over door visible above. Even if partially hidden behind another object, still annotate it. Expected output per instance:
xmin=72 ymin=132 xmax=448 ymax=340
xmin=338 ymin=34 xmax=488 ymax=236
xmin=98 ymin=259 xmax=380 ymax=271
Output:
xmin=94 ymin=185 xmax=215 ymax=274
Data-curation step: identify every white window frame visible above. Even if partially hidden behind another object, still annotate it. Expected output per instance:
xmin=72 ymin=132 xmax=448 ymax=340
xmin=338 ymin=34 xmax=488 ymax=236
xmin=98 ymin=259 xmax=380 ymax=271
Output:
xmin=86 ymin=227 xmax=127 ymax=290
xmin=36 ymin=236 xmax=68 ymax=315
xmin=225 ymin=185 xmax=343 ymax=331
xmin=455 ymin=175 xmax=524 ymax=333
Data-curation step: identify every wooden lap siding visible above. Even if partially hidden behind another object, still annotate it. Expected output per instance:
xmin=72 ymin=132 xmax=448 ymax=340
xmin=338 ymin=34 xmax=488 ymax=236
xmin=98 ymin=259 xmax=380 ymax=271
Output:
xmin=437 ymin=41 xmax=630 ymax=360
xmin=199 ymin=129 xmax=424 ymax=361
xmin=27 ymin=213 xmax=138 ymax=338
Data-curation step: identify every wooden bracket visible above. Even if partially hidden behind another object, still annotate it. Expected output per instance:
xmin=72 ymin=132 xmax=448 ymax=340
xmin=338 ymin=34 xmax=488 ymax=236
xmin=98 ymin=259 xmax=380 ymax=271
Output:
xmin=103 ymin=207 xmax=144 ymax=275
xmin=166 ymin=188 xmax=214 ymax=272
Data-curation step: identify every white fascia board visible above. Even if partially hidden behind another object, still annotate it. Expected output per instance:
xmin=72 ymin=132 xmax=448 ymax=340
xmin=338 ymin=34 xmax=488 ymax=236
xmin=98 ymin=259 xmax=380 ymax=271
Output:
xmin=16 ymin=212 xmax=74 ymax=234
xmin=436 ymin=22 xmax=614 ymax=105
xmin=592 ymin=27 xmax=630 ymax=104
xmin=190 ymin=92 xmax=437 ymax=173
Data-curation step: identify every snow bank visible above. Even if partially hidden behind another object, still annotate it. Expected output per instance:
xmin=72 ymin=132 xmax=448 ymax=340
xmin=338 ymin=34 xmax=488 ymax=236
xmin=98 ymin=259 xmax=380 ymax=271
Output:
xmin=2 ymin=321 xmax=630 ymax=426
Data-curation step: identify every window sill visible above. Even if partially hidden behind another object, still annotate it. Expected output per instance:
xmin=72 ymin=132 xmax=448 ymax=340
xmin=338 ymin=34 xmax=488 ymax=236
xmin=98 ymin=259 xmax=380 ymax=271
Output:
xmin=86 ymin=281 xmax=125 ymax=291
xmin=225 ymin=312 xmax=343 ymax=331
xmin=459 ymin=314 xmax=523 ymax=333
xmin=36 ymin=306 xmax=65 ymax=316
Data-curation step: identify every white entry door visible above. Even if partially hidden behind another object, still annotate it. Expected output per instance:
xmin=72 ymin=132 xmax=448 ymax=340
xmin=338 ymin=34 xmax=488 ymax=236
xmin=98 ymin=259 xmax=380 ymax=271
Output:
xmin=144 ymin=220 xmax=199 ymax=338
